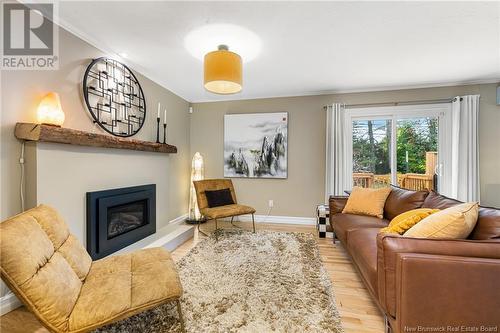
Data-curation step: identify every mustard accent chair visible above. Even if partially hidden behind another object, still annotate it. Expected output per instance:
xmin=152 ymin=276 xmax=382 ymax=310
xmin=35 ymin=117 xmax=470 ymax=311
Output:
xmin=193 ymin=179 xmax=256 ymax=234
xmin=0 ymin=205 xmax=185 ymax=333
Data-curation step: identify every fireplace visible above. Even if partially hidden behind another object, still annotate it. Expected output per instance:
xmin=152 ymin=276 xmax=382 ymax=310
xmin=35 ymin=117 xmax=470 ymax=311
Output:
xmin=86 ymin=184 xmax=156 ymax=259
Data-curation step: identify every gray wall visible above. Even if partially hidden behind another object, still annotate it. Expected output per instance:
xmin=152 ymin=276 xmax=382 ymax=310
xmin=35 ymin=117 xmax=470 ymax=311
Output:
xmin=0 ymin=27 xmax=191 ymax=298
xmin=191 ymin=83 xmax=500 ymax=217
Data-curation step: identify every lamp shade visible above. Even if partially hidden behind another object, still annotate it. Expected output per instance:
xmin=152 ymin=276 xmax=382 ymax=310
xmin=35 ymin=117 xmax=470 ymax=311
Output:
xmin=37 ymin=92 xmax=65 ymax=126
xmin=187 ymin=152 xmax=205 ymax=222
xmin=204 ymin=45 xmax=242 ymax=94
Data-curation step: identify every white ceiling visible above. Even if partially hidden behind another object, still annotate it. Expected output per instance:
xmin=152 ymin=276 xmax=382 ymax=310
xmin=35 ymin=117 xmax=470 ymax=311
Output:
xmin=55 ymin=1 xmax=500 ymax=102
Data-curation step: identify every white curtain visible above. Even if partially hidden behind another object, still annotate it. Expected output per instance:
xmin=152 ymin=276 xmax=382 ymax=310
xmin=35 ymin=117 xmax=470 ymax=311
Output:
xmin=325 ymin=103 xmax=348 ymax=199
xmin=447 ymin=95 xmax=480 ymax=202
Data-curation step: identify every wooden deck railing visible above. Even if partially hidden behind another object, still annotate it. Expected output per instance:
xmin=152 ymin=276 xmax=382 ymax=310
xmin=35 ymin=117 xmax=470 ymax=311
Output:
xmin=352 ymin=152 xmax=437 ymax=191
xmin=353 ymin=173 xmax=374 ymax=188
xmin=400 ymin=173 xmax=434 ymax=191
xmin=353 ymin=172 xmax=435 ymax=191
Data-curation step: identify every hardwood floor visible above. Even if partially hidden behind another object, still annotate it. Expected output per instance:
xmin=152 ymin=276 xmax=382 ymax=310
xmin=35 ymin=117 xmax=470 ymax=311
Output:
xmin=0 ymin=221 xmax=384 ymax=333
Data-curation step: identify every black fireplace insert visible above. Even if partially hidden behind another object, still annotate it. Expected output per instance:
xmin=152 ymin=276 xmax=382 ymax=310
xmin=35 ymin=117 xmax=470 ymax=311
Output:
xmin=86 ymin=184 xmax=156 ymax=259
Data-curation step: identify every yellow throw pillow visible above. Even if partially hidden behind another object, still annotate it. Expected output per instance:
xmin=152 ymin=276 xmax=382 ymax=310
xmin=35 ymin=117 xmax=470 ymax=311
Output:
xmin=380 ymin=208 xmax=440 ymax=234
xmin=342 ymin=186 xmax=392 ymax=219
xmin=403 ymin=202 xmax=479 ymax=239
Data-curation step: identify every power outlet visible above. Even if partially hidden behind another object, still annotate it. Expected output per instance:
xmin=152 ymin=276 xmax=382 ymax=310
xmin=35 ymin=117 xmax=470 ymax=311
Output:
xmin=268 ymin=199 xmax=274 ymax=208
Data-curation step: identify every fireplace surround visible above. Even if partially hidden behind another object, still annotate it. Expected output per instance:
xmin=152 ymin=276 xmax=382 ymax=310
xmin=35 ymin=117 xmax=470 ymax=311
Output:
xmin=86 ymin=184 xmax=156 ymax=259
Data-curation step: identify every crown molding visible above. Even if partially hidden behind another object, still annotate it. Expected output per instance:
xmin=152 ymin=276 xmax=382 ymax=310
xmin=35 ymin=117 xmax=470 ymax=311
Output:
xmin=190 ymin=78 xmax=500 ymax=103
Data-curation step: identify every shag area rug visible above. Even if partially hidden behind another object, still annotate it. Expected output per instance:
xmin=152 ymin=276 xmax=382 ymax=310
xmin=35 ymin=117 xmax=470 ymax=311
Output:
xmin=95 ymin=230 xmax=343 ymax=333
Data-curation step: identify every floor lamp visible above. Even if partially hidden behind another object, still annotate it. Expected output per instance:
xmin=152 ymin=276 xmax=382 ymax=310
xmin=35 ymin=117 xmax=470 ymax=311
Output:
xmin=186 ymin=152 xmax=206 ymax=223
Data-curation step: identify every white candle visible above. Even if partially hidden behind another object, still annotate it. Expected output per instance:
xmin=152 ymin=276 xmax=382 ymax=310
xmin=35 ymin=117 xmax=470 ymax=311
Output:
xmin=157 ymin=102 xmax=160 ymax=118
xmin=164 ymin=109 xmax=167 ymax=124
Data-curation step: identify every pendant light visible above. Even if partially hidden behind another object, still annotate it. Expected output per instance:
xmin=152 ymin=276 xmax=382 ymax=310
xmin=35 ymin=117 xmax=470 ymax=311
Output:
xmin=204 ymin=45 xmax=242 ymax=94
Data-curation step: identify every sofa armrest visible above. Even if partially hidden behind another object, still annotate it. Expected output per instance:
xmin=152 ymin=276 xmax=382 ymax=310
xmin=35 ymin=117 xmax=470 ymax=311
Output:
xmin=394 ymin=253 xmax=500 ymax=332
xmin=377 ymin=233 xmax=500 ymax=318
xmin=329 ymin=195 xmax=349 ymax=214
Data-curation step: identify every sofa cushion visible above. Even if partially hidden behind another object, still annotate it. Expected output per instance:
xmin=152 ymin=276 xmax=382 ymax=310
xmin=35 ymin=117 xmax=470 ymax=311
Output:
xmin=422 ymin=191 xmax=500 ymax=240
xmin=404 ymin=202 xmax=479 ymax=239
xmin=342 ymin=186 xmax=392 ymax=218
xmin=470 ymin=207 xmax=500 ymax=240
xmin=69 ymin=247 xmax=182 ymax=332
xmin=205 ymin=188 xmax=235 ymax=208
xmin=422 ymin=190 xmax=462 ymax=210
xmin=380 ymin=208 xmax=440 ymax=235
xmin=331 ymin=213 xmax=389 ymax=244
xmin=384 ymin=186 xmax=429 ymax=220
xmin=347 ymin=228 xmax=380 ymax=297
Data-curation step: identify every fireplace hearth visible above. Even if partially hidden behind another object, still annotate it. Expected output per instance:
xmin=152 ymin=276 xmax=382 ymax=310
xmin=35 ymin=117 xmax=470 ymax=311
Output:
xmin=86 ymin=184 xmax=156 ymax=259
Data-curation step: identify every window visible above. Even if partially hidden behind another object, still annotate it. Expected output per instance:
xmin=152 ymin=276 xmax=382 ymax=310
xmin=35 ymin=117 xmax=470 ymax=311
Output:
xmin=345 ymin=104 xmax=450 ymax=191
xmin=352 ymin=119 xmax=392 ymax=188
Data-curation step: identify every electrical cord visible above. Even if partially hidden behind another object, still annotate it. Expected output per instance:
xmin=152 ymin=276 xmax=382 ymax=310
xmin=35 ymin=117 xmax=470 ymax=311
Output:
xmin=19 ymin=142 xmax=25 ymax=212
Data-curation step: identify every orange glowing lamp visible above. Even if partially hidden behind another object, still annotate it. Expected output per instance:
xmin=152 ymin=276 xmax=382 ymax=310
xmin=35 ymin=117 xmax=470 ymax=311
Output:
xmin=37 ymin=92 xmax=65 ymax=126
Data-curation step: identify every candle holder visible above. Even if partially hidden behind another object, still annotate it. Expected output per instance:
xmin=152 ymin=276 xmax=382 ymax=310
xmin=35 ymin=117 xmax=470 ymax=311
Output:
xmin=156 ymin=117 xmax=160 ymax=143
xmin=163 ymin=124 xmax=167 ymax=144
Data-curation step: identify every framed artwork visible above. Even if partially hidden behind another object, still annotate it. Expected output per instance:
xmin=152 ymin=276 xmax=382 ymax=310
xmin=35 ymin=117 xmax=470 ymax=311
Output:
xmin=224 ymin=112 xmax=288 ymax=178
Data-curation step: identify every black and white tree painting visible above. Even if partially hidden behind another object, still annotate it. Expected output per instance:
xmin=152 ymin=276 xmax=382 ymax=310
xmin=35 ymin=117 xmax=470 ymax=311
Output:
xmin=224 ymin=112 xmax=288 ymax=178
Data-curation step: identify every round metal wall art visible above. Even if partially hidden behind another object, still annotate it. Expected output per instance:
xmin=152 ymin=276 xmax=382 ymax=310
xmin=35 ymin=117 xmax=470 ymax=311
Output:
xmin=83 ymin=57 xmax=146 ymax=137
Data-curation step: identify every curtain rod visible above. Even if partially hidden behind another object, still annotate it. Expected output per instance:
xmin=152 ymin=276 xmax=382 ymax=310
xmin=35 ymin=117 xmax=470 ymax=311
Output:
xmin=323 ymin=97 xmax=461 ymax=110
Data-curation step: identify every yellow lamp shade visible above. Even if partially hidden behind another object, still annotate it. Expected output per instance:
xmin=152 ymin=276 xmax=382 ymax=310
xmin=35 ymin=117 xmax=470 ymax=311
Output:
xmin=37 ymin=92 xmax=65 ymax=126
xmin=204 ymin=45 xmax=242 ymax=94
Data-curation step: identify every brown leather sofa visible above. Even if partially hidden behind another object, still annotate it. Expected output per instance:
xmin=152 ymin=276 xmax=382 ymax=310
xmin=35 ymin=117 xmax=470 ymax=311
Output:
xmin=329 ymin=187 xmax=500 ymax=333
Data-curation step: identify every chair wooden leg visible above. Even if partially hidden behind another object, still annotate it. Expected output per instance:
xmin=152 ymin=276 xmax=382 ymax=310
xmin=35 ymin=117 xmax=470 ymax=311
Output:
xmin=176 ymin=299 xmax=186 ymax=333
xmin=215 ymin=218 xmax=218 ymax=232
xmin=252 ymin=214 xmax=256 ymax=233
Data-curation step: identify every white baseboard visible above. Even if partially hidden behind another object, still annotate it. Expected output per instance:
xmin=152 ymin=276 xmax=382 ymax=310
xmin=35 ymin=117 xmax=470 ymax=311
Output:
xmin=0 ymin=292 xmax=22 ymax=316
xmin=169 ymin=212 xmax=316 ymax=226
xmin=168 ymin=213 xmax=189 ymax=225
xmin=237 ymin=214 xmax=316 ymax=225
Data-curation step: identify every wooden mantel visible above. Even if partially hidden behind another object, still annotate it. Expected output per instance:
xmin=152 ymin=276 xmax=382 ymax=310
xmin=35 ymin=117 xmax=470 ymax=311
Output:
xmin=15 ymin=123 xmax=177 ymax=154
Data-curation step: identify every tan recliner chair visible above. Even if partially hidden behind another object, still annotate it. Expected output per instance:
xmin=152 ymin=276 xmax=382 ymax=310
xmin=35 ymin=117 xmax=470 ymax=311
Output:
xmin=0 ymin=205 xmax=184 ymax=333
xmin=193 ymin=179 xmax=256 ymax=234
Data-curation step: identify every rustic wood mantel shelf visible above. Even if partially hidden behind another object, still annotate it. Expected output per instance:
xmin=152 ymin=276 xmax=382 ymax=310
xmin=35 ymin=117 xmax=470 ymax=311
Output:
xmin=15 ymin=123 xmax=177 ymax=154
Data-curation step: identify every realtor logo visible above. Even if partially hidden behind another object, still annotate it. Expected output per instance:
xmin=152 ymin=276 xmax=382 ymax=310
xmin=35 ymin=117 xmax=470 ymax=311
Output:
xmin=1 ymin=2 xmax=58 ymax=69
